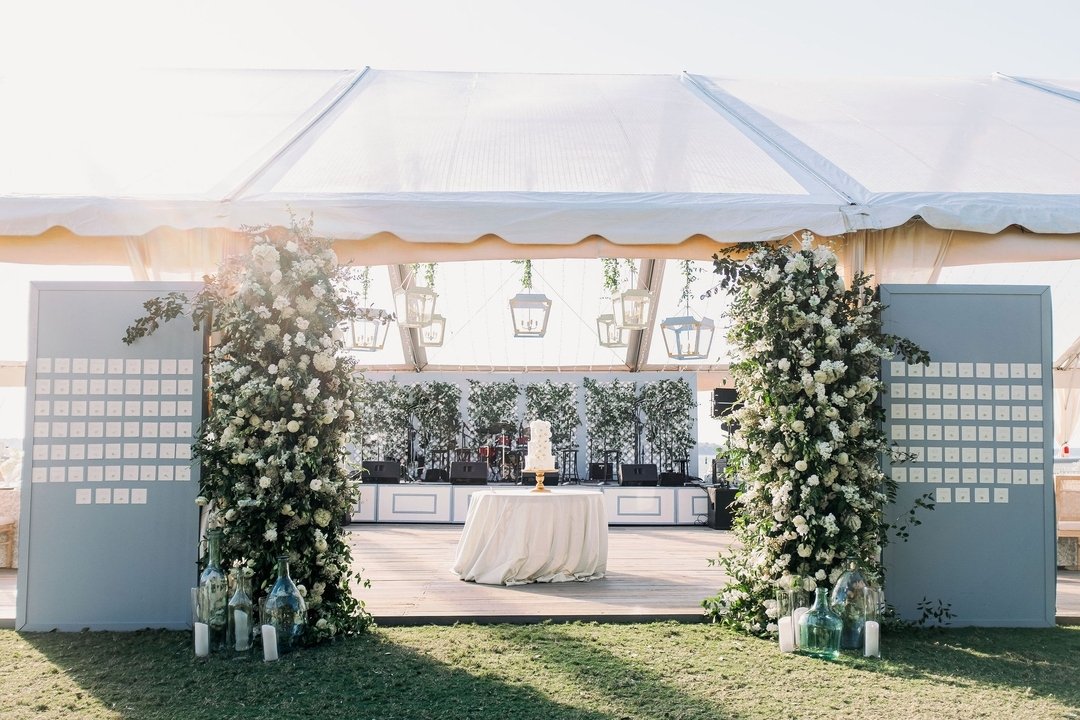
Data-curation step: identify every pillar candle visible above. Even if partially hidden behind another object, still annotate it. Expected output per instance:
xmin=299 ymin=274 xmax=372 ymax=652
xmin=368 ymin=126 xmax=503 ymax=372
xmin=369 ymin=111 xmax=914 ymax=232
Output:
xmin=864 ymin=620 xmax=880 ymax=657
xmin=234 ymin=610 xmax=250 ymax=651
xmin=792 ymin=606 xmax=809 ymax=648
xmin=194 ymin=622 xmax=209 ymax=657
xmin=262 ymin=624 xmax=279 ymax=662
xmin=777 ymin=616 xmax=795 ymax=653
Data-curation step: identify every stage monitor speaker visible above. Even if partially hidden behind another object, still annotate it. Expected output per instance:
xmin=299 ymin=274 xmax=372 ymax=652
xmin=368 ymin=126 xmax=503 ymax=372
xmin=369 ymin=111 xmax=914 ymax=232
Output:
xmin=422 ymin=468 xmax=449 ymax=483
xmin=658 ymin=471 xmax=696 ymax=487
xmin=620 ymin=463 xmax=659 ymax=487
xmin=361 ymin=460 xmax=402 ymax=484
xmin=450 ymin=461 xmax=489 ymax=485
xmin=521 ymin=471 xmax=560 ymax=486
xmin=588 ymin=462 xmax=614 ymax=482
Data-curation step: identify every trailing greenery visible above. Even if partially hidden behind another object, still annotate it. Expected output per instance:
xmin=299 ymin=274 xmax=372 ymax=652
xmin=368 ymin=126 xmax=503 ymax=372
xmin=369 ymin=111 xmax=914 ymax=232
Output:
xmin=4 ymin=624 xmax=1079 ymax=720
xmin=124 ymin=218 xmax=372 ymax=643
xmin=703 ymin=234 xmax=928 ymax=635
xmin=582 ymin=377 xmax=638 ymax=465
xmin=466 ymin=379 xmax=521 ymax=435
xmin=638 ymin=378 xmax=696 ymax=466
xmin=524 ymin=380 xmax=580 ymax=447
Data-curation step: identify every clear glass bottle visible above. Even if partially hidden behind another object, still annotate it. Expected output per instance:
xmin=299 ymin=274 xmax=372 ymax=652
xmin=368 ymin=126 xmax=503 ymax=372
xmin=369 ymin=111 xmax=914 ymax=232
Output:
xmin=197 ymin=529 xmax=228 ymax=653
xmin=227 ymin=569 xmax=255 ymax=653
xmin=830 ymin=562 xmax=873 ymax=650
xmin=798 ymin=587 xmax=842 ymax=659
xmin=263 ymin=555 xmax=307 ymax=654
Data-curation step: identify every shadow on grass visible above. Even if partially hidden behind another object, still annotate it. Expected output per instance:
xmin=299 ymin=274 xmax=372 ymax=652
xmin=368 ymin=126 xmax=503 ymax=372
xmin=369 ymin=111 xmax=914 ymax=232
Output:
xmin=20 ymin=629 xmax=616 ymax=720
xmin=864 ymin=626 xmax=1080 ymax=709
xmin=489 ymin=623 xmax=753 ymax=720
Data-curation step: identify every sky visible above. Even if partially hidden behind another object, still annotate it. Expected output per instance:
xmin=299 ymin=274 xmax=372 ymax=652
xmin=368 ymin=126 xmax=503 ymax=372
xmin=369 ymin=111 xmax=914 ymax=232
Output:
xmin=2 ymin=0 xmax=1079 ymax=76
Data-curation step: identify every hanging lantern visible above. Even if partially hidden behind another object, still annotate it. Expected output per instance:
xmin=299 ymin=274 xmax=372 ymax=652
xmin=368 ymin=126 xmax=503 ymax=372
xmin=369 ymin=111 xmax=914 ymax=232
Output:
xmin=418 ymin=314 xmax=446 ymax=347
xmin=660 ymin=314 xmax=715 ymax=360
xmin=596 ymin=313 xmax=628 ymax=348
xmin=611 ymin=289 xmax=653 ymax=330
xmin=509 ymin=293 xmax=552 ymax=338
xmin=350 ymin=310 xmax=393 ymax=352
xmin=394 ymin=287 xmax=437 ymax=328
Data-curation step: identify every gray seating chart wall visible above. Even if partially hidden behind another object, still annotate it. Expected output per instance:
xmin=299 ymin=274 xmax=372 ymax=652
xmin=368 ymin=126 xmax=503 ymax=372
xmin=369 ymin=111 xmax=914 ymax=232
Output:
xmin=881 ymin=285 xmax=1055 ymax=627
xmin=17 ymin=282 xmax=204 ymax=631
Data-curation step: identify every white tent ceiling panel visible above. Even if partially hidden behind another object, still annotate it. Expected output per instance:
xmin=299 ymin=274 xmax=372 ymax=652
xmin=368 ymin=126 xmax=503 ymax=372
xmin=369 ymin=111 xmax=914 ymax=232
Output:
xmin=0 ymin=69 xmax=351 ymax=199
xmin=255 ymin=71 xmax=819 ymax=196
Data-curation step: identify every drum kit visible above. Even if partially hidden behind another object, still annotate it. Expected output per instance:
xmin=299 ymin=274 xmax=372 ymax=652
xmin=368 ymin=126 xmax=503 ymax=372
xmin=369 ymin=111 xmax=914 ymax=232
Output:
xmin=464 ymin=421 xmax=529 ymax=482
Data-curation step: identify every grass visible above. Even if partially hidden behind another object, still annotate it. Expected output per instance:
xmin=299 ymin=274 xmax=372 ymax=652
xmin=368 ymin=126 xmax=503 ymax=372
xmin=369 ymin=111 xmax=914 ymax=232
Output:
xmin=2 ymin=622 xmax=1080 ymax=720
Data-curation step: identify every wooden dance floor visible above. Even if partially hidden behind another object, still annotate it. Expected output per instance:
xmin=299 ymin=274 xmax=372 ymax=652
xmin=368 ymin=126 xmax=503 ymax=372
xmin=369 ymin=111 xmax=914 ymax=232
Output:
xmin=345 ymin=524 xmax=735 ymax=625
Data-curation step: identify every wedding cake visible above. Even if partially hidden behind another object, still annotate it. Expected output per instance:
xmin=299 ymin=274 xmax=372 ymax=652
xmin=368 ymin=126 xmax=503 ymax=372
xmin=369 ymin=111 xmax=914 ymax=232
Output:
xmin=525 ymin=419 xmax=555 ymax=470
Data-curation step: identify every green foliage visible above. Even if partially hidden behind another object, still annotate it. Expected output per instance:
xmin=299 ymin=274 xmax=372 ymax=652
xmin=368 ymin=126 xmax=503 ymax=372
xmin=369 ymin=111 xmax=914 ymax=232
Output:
xmin=124 ymin=218 xmax=372 ymax=643
xmin=582 ymin=377 xmax=638 ymax=463
xmin=524 ymin=380 xmax=580 ymax=447
xmin=411 ymin=381 xmax=462 ymax=453
xmin=638 ymin=378 xmax=696 ymax=463
xmin=355 ymin=378 xmax=411 ymax=462
xmin=466 ymin=379 xmax=521 ymax=433
xmin=703 ymin=234 xmax=929 ymax=635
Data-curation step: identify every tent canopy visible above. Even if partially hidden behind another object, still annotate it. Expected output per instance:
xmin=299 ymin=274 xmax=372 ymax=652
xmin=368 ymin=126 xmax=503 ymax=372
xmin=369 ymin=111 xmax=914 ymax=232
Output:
xmin=3 ymin=68 xmax=1080 ymax=246
xmin=1 ymin=68 xmax=1079 ymax=379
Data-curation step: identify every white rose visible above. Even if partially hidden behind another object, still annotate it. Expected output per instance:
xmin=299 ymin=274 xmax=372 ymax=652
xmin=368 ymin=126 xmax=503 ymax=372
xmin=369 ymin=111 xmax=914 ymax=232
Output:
xmin=791 ymin=420 xmax=805 ymax=433
xmin=287 ymin=420 xmax=301 ymax=433
xmin=310 ymin=478 xmax=323 ymax=491
xmin=305 ymin=436 xmax=319 ymax=450
xmin=795 ymin=460 xmax=808 ymax=472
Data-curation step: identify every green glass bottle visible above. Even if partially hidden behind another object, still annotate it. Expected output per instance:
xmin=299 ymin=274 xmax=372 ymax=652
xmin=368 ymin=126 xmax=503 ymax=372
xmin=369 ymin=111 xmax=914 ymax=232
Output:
xmin=197 ymin=529 xmax=228 ymax=653
xmin=798 ymin=587 xmax=842 ymax=659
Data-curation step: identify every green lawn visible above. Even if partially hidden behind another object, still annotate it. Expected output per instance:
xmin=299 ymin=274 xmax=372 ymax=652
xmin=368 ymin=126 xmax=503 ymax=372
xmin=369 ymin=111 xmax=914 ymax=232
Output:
xmin=3 ymin=622 xmax=1079 ymax=719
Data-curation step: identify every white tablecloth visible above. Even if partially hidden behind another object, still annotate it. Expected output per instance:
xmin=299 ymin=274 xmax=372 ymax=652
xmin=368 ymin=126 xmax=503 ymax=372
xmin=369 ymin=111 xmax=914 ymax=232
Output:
xmin=451 ymin=489 xmax=608 ymax=585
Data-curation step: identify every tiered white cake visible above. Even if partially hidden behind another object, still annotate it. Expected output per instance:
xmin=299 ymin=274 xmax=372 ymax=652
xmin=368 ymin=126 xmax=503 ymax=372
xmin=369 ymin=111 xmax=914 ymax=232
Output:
xmin=525 ymin=419 xmax=555 ymax=471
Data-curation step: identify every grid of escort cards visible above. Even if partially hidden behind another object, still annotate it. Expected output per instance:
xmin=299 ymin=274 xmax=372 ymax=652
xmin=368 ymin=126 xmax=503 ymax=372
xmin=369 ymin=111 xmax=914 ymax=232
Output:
xmin=886 ymin=360 xmax=1047 ymax=506
xmin=29 ymin=357 xmax=197 ymax=507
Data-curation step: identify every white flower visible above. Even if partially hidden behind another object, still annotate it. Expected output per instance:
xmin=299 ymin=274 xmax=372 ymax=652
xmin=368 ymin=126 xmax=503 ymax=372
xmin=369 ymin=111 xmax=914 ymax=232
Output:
xmin=287 ymin=420 xmax=301 ymax=433
xmin=313 ymin=352 xmax=337 ymax=373
xmin=305 ymin=436 xmax=319 ymax=450
xmin=259 ymin=476 xmax=272 ymax=489
xmin=264 ymin=528 xmax=278 ymax=542
xmin=310 ymin=478 xmax=323 ymax=491
xmin=794 ymin=459 xmax=808 ymax=472
xmin=195 ymin=495 xmax=209 ymax=506
xmin=777 ymin=358 xmax=791 ymax=372
xmin=270 ymin=269 xmax=283 ymax=285
xmin=295 ymin=317 xmax=310 ymax=331
xmin=791 ymin=420 xmax=805 ymax=433
xmin=314 ymin=509 xmax=332 ymax=527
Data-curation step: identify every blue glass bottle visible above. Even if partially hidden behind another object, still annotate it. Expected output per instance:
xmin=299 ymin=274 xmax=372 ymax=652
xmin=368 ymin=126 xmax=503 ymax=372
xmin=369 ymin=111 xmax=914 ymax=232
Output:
xmin=798 ymin=587 xmax=842 ymax=659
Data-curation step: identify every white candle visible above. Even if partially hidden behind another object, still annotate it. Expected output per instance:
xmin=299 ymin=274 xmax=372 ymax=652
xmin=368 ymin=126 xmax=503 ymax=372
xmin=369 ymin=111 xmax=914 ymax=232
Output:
xmin=234 ymin=610 xmax=250 ymax=651
xmin=261 ymin=624 xmax=279 ymax=661
xmin=864 ymin=620 xmax=880 ymax=657
xmin=792 ymin=606 xmax=809 ymax=648
xmin=194 ymin=622 xmax=209 ymax=657
xmin=777 ymin=616 xmax=795 ymax=653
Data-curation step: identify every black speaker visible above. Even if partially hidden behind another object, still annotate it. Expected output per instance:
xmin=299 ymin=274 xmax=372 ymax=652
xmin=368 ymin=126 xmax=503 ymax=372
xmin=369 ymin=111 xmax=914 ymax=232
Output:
xmin=620 ymin=463 xmax=658 ymax=487
xmin=449 ymin=461 xmax=489 ymax=485
xmin=588 ymin=462 xmax=614 ymax=482
xmin=521 ymin=471 xmax=560 ymax=486
xmin=361 ymin=460 xmax=402 ymax=483
xmin=707 ymin=486 xmax=738 ymax=530
xmin=658 ymin=471 xmax=696 ymax=487
xmin=422 ymin=468 xmax=449 ymax=482
xmin=711 ymin=388 xmax=738 ymax=419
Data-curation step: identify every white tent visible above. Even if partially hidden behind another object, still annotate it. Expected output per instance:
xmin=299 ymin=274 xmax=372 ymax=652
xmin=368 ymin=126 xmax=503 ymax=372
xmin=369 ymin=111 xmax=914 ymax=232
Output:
xmin=1 ymin=69 xmax=1079 ymax=387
